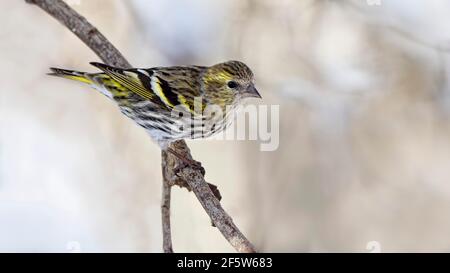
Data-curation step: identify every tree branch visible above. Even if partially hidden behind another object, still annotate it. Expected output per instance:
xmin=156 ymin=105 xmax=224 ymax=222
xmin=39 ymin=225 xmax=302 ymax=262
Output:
xmin=161 ymin=150 xmax=173 ymax=253
xmin=26 ymin=0 xmax=256 ymax=253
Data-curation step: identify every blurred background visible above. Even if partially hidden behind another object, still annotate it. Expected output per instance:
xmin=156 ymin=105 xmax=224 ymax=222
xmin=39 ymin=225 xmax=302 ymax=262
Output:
xmin=1 ymin=0 xmax=450 ymax=252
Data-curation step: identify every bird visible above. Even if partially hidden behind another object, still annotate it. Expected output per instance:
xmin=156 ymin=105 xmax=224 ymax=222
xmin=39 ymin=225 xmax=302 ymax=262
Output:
xmin=48 ymin=60 xmax=261 ymax=167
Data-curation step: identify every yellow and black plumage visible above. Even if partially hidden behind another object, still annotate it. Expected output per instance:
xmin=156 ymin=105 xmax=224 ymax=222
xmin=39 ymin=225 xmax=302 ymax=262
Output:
xmin=48 ymin=61 xmax=261 ymax=149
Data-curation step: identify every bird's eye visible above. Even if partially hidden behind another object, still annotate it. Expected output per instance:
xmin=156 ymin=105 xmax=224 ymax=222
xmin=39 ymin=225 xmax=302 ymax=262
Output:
xmin=227 ymin=81 xmax=238 ymax=89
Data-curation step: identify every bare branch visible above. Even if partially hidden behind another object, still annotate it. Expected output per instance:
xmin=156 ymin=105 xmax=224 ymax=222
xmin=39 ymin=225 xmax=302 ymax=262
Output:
xmin=161 ymin=151 xmax=173 ymax=253
xmin=26 ymin=0 xmax=256 ymax=253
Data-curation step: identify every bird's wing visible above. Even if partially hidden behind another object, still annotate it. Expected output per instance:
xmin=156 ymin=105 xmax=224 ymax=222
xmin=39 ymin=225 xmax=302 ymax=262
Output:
xmin=90 ymin=62 xmax=204 ymax=112
xmin=90 ymin=62 xmax=170 ymax=107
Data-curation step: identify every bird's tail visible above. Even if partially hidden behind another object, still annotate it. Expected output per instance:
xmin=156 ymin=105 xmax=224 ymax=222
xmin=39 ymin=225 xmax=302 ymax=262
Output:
xmin=48 ymin=67 xmax=94 ymax=84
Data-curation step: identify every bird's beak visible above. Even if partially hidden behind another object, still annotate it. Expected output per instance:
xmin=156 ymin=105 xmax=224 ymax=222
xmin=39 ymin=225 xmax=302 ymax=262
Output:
xmin=243 ymin=85 xmax=262 ymax=99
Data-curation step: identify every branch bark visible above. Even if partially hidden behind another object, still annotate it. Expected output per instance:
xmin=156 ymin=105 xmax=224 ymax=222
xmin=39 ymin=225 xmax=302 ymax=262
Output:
xmin=161 ymin=150 xmax=173 ymax=253
xmin=26 ymin=0 xmax=256 ymax=253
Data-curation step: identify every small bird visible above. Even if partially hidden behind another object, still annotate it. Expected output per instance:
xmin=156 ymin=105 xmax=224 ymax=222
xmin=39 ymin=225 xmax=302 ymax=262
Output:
xmin=48 ymin=61 xmax=261 ymax=166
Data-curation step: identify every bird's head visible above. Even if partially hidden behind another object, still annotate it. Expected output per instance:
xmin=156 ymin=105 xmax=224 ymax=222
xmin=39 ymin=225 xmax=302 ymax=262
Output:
xmin=201 ymin=61 xmax=261 ymax=108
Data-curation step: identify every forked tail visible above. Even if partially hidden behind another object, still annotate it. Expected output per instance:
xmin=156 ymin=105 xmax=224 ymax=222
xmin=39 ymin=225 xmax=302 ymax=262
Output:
xmin=48 ymin=67 xmax=94 ymax=84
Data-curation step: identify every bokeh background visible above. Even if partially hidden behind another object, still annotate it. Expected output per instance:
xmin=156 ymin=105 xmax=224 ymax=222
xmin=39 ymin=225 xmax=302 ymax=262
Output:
xmin=1 ymin=0 xmax=450 ymax=252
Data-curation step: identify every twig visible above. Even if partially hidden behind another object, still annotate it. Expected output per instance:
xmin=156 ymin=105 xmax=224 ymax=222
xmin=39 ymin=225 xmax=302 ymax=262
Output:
xmin=161 ymin=151 xmax=173 ymax=253
xmin=26 ymin=0 xmax=256 ymax=253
